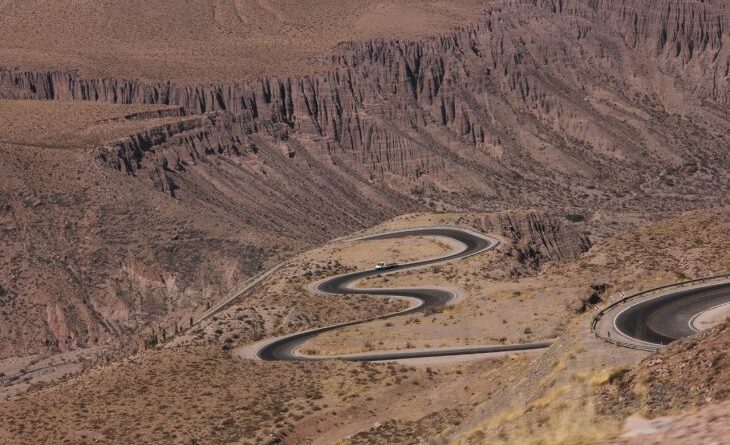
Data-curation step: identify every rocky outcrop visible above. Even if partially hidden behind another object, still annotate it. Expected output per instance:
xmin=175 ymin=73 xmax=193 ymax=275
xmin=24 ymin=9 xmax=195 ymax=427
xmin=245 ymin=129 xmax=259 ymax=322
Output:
xmin=2 ymin=0 xmax=728 ymax=214
xmin=529 ymin=0 xmax=730 ymax=104
xmin=472 ymin=211 xmax=592 ymax=269
xmin=98 ymin=113 xmax=254 ymax=196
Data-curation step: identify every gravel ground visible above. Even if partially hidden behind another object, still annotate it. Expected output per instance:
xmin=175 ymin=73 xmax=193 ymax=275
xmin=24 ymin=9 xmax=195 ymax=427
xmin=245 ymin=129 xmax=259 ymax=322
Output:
xmin=597 ymin=400 xmax=730 ymax=445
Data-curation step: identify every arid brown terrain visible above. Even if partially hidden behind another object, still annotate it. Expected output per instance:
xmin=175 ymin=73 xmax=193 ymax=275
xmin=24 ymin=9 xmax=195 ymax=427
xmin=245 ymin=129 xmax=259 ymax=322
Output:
xmin=0 ymin=0 xmax=729 ymax=444
xmin=1 ymin=208 xmax=728 ymax=445
xmin=0 ymin=0 xmax=485 ymax=82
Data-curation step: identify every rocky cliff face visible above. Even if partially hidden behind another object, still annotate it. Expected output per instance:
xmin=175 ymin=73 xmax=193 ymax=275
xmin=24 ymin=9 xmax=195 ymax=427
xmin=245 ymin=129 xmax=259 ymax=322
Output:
xmin=540 ymin=0 xmax=729 ymax=104
xmin=471 ymin=211 xmax=592 ymax=270
xmin=3 ymin=0 xmax=728 ymax=214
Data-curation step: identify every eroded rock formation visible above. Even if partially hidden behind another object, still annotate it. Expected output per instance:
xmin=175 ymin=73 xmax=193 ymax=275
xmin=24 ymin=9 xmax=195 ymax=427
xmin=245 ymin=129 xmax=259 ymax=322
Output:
xmin=2 ymin=0 xmax=729 ymax=212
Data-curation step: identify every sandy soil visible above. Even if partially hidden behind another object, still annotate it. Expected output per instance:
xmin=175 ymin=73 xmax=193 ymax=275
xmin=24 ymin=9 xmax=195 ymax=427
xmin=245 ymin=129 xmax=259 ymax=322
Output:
xmin=0 ymin=345 xmax=531 ymax=445
xmin=317 ymin=234 xmax=456 ymax=271
xmin=0 ymin=100 xmax=183 ymax=148
xmin=0 ymin=347 xmax=108 ymax=399
xmin=170 ymin=234 xmax=455 ymax=351
xmin=598 ymin=400 xmax=730 ymax=444
xmin=0 ymin=0 xmax=487 ymax=82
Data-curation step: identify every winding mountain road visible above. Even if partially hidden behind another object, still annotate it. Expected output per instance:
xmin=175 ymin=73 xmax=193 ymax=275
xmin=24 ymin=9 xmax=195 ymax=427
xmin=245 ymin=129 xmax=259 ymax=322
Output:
xmin=255 ymin=227 xmax=552 ymax=361
xmin=251 ymin=226 xmax=729 ymax=359
xmin=594 ymin=278 xmax=730 ymax=350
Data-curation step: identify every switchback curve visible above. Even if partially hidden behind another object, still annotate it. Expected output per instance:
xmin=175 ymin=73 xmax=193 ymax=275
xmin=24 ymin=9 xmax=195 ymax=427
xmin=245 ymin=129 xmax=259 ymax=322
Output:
xmin=255 ymin=227 xmax=553 ymax=361
xmin=593 ymin=276 xmax=730 ymax=351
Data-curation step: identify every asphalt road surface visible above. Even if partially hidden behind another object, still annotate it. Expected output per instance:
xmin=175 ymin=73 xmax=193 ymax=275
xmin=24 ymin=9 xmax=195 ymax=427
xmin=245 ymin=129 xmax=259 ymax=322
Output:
xmin=256 ymin=227 xmax=553 ymax=361
xmin=614 ymin=281 xmax=730 ymax=345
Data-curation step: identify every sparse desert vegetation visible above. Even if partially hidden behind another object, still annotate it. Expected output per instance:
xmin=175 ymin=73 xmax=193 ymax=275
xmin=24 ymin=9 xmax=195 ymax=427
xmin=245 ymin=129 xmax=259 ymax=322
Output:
xmin=2 ymin=207 xmax=729 ymax=444
xmin=1 ymin=0 xmax=730 ymax=443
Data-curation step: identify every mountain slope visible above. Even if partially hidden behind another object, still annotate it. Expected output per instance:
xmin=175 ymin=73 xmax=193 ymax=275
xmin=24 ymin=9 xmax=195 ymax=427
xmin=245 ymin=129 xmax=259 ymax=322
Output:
xmin=1 ymin=0 xmax=729 ymax=358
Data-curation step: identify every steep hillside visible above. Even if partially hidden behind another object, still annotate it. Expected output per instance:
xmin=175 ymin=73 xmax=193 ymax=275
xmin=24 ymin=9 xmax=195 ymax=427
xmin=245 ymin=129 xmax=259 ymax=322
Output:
xmin=0 ymin=101 xmax=412 ymax=359
xmin=590 ymin=321 xmax=730 ymax=445
xmin=598 ymin=321 xmax=730 ymax=417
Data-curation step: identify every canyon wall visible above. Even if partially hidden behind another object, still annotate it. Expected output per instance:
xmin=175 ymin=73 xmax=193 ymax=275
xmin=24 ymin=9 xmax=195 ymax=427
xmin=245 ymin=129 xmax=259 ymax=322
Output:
xmin=2 ymin=0 xmax=728 ymax=213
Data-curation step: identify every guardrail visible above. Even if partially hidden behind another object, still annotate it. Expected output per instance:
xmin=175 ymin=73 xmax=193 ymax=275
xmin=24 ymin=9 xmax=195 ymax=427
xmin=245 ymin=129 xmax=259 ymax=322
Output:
xmin=591 ymin=273 xmax=730 ymax=352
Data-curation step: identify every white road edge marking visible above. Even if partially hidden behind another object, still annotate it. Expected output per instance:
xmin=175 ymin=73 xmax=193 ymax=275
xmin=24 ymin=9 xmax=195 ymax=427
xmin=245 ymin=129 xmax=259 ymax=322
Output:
xmin=688 ymin=301 xmax=730 ymax=333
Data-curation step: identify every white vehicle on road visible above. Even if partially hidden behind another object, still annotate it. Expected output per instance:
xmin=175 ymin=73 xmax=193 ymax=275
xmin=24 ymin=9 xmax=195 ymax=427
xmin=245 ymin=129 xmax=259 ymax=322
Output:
xmin=375 ymin=261 xmax=398 ymax=270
